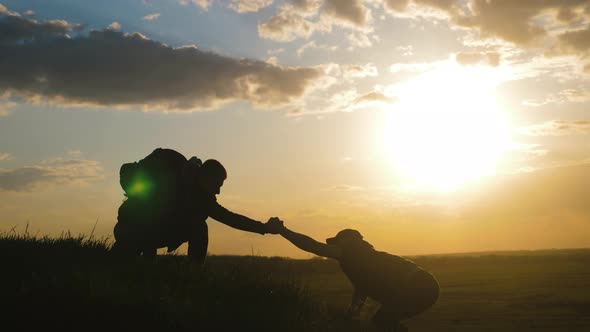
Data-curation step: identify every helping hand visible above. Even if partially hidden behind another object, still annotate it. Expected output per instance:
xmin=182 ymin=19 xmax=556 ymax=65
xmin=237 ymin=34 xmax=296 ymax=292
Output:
xmin=265 ymin=217 xmax=285 ymax=234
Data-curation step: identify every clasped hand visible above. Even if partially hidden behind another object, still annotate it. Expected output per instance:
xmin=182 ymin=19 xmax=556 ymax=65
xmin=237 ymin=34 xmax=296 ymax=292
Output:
xmin=265 ymin=216 xmax=285 ymax=234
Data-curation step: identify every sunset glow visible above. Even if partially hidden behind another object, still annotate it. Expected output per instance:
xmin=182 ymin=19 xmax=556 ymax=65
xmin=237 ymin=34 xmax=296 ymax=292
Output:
xmin=380 ymin=65 xmax=512 ymax=192
xmin=1 ymin=0 xmax=589 ymax=258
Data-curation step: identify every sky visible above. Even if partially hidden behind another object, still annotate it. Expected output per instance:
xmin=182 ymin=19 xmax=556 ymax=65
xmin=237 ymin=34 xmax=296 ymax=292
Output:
xmin=0 ymin=0 xmax=589 ymax=258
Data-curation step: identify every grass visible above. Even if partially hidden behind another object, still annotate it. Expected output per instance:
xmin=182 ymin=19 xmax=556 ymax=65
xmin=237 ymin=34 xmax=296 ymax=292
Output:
xmin=1 ymin=232 xmax=325 ymax=332
xmin=2 ymin=231 xmax=590 ymax=331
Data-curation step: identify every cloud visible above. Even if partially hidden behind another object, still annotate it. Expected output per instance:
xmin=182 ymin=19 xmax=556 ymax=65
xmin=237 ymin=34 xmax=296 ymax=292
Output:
xmin=0 ymin=8 xmax=324 ymax=112
xmin=522 ymin=88 xmax=590 ymax=107
xmin=258 ymin=0 xmax=373 ymax=42
xmin=382 ymin=1 xmax=590 ymax=68
xmin=455 ymin=51 xmax=500 ymax=66
xmin=296 ymin=40 xmax=337 ymax=56
xmin=347 ymin=31 xmax=374 ymax=48
xmin=341 ymin=63 xmax=379 ymax=78
xmin=459 ymin=0 xmax=589 ymax=45
xmin=325 ymin=184 xmax=364 ymax=192
xmin=0 ymin=6 xmax=81 ymax=43
xmin=302 ymin=86 xmax=394 ymax=114
xmin=179 ymin=0 xmax=212 ymax=10
xmin=0 ymin=100 xmax=16 ymax=116
xmin=397 ymin=44 xmax=414 ymax=56
xmin=228 ymin=0 xmax=273 ymax=13
xmin=382 ymin=0 xmax=410 ymax=13
xmin=354 ymin=90 xmax=397 ymax=104
xmin=323 ymin=0 xmax=371 ymax=27
xmin=548 ymin=26 xmax=590 ymax=71
xmin=257 ymin=1 xmax=324 ymax=42
xmin=267 ymin=48 xmax=285 ymax=55
xmin=107 ymin=21 xmax=121 ymax=30
xmin=143 ymin=13 xmax=161 ymax=21
xmin=389 ymin=60 xmax=441 ymax=74
xmin=0 ymin=153 xmax=13 ymax=161
xmin=0 ymin=157 xmax=103 ymax=191
xmin=392 ymin=0 xmax=589 ymax=44
xmin=519 ymin=120 xmax=590 ymax=136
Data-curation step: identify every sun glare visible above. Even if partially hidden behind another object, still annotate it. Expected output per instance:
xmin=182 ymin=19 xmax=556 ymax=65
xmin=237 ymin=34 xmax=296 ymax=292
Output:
xmin=380 ymin=64 xmax=511 ymax=192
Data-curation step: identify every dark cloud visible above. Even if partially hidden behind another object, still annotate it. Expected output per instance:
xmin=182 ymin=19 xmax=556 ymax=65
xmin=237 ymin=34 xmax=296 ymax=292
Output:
xmin=0 ymin=158 xmax=103 ymax=191
xmin=0 ymin=5 xmax=82 ymax=43
xmin=0 ymin=7 xmax=323 ymax=111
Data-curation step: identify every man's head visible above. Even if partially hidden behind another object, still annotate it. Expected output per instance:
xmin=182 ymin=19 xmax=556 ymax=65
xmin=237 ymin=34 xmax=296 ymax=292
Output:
xmin=326 ymin=229 xmax=364 ymax=246
xmin=197 ymin=159 xmax=227 ymax=196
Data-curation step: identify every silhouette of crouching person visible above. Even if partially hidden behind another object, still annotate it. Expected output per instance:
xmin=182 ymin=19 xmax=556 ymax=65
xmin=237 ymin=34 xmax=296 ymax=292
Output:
xmin=266 ymin=218 xmax=439 ymax=332
xmin=113 ymin=157 xmax=282 ymax=263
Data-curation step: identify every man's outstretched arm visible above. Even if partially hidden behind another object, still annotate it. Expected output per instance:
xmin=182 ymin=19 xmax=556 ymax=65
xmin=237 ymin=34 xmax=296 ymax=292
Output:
xmin=208 ymin=201 xmax=271 ymax=235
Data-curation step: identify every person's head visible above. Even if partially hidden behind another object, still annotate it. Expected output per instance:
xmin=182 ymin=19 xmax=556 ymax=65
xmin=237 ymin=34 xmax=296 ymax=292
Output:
xmin=326 ymin=229 xmax=364 ymax=247
xmin=327 ymin=229 xmax=375 ymax=254
xmin=197 ymin=159 xmax=227 ymax=196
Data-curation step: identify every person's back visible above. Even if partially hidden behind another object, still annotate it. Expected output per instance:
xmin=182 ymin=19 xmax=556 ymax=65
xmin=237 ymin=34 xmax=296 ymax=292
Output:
xmin=338 ymin=242 xmax=422 ymax=304
xmin=113 ymin=148 xmax=193 ymax=256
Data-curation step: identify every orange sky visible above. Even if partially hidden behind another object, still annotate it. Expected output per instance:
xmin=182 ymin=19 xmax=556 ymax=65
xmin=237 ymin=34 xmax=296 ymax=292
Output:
xmin=1 ymin=0 xmax=589 ymax=258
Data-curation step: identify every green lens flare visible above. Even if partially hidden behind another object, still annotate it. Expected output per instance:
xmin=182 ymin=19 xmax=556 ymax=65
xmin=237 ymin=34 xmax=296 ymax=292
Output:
xmin=127 ymin=172 xmax=153 ymax=198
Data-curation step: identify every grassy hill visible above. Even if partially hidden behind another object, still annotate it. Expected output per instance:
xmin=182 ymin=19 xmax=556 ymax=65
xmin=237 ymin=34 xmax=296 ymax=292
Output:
xmin=1 ymin=233 xmax=330 ymax=332
xmin=3 ymin=232 xmax=590 ymax=331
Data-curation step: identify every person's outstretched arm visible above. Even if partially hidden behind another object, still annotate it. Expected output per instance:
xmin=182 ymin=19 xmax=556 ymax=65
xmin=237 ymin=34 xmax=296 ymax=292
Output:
xmin=268 ymin=219 xmax=341 ymax=259
xmin=208 ymin=200 xmax=275 ymax=235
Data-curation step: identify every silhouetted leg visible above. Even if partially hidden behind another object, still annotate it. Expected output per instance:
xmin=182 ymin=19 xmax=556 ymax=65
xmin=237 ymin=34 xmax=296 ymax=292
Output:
xmin=112 ymin=200 xmax=146 ymax=257
xmin=188 ymin=221 xmax=208 ymax=264
xmin=111 ymin=222 xmax=138 ymax=257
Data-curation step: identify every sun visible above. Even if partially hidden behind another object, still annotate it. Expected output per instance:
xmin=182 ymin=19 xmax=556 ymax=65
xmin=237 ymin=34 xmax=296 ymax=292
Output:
xmin=379 ymin=64 xmax=511 ymax=192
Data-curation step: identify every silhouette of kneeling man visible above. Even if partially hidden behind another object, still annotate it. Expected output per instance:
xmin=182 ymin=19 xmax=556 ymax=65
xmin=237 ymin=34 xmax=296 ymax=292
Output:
xmin=112 ymin=148 xmax=280 ymax=263
xmin=267 ymin=218 xmax=439 ymax=332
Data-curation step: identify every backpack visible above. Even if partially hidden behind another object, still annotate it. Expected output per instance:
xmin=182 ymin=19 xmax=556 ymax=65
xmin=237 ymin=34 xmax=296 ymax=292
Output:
xmin=119 ymin=148 xmax=201 ymax=203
